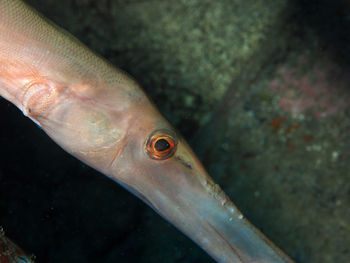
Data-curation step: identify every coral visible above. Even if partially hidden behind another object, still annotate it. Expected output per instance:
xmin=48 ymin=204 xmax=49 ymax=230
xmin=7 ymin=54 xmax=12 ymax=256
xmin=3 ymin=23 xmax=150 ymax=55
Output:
xmin=269 ymin=58 xmax=350 ymax=118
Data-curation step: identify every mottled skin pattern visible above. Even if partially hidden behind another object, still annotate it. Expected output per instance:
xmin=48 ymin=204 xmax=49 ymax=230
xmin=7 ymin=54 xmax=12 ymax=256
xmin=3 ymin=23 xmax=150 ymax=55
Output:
xmin=0 ymin=227 xmax=34 ymax=263
xmin=0 ymin=0 xmax=294 ymax=262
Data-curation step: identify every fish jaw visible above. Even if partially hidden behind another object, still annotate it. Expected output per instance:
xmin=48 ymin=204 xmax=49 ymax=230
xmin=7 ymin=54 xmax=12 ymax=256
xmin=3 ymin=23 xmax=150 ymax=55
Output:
xmin=106 ymin=114 xmax=294 ymax=263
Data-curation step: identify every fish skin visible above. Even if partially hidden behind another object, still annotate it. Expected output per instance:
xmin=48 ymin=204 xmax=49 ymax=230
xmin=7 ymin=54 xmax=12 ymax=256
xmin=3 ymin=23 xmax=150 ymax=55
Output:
xmin=0 ymin=227 xmax=34 ymax=263
xmin=0 ymin=0 xmax=294 ymax=262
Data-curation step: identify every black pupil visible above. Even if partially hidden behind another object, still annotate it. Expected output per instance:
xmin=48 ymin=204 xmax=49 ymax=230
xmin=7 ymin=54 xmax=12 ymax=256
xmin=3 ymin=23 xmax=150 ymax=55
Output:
xmin=154 ymin=139 xmax=170 ymax=152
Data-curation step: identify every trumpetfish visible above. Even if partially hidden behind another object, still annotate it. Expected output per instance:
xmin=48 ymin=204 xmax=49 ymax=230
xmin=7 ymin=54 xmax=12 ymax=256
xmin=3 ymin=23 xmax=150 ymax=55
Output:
xmin=0 ymin=0 xmax=295 ymax=262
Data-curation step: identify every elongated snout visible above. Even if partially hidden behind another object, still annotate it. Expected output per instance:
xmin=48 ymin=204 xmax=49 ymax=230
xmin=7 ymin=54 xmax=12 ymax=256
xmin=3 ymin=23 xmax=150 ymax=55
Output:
xmin=108 ymin=124 xmax=293 ymax=263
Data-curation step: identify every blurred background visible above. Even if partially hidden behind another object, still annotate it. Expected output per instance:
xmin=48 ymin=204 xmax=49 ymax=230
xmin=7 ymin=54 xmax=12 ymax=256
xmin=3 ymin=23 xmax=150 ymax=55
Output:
xmin=1 ymin=0 xmax=349 ymax=262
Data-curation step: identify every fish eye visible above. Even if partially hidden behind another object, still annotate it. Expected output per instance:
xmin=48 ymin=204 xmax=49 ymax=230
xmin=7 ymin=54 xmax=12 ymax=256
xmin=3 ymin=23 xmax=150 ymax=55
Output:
xmin=145 ymin=130 xmax=177 ymax=160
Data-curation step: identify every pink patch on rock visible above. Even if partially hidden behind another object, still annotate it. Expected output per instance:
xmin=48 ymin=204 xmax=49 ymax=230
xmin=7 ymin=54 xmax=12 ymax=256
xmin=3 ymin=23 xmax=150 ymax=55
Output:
xmin=269 ymin=58 xmax=350 ymax=118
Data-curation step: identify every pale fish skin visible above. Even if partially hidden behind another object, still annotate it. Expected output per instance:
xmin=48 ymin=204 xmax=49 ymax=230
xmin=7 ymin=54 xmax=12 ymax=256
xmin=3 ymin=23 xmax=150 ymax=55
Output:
xmin=0 ymin=0 xmax=294 ymax=262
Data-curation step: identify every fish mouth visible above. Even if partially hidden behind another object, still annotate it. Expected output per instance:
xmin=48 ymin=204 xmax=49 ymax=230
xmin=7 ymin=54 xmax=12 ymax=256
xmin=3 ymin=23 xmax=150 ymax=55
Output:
xmin=118 ymin=154 xmax=292 ymax=263
xmin=109 ymin=133 xmax=293 ymax=263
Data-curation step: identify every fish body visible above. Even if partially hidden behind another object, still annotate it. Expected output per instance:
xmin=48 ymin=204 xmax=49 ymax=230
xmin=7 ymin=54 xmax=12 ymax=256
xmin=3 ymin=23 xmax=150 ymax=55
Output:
xmin=0 ymin=227 xmax=34 ymax=263
xmin=0 ymin=1 xmax=294 ymax=262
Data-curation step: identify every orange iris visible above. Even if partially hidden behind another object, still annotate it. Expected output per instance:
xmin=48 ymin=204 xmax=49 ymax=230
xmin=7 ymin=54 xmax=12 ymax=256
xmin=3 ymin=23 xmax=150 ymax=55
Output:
xmin=146 ymin=130 xmax=177 ymax=160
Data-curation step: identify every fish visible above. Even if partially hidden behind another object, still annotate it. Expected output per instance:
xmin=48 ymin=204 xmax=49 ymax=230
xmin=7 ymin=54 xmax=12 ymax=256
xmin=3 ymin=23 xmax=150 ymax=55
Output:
xmin=0 ymin=0 xmax=294 ymax=262
xmin=0 ymin=227 xmax=35 ymax=263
